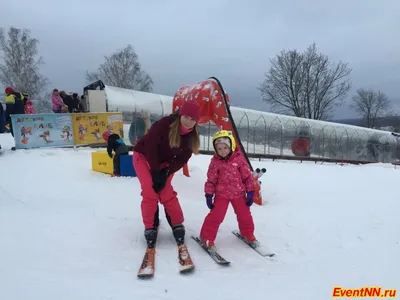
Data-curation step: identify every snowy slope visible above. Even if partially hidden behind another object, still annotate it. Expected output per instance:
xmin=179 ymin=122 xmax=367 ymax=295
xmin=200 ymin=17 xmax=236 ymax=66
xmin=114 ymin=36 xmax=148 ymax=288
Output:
xmin=0 ymin=132 xmax=399 ymax=300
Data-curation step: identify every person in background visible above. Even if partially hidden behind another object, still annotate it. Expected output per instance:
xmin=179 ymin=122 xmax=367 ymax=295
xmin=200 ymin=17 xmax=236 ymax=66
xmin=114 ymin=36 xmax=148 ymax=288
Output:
xmin=0 ymin=100 xmax=4 ymax=134
xmin=51 ymin=89 xmax=64 ymax=113
xmin=4 ymin=87 xmax=17 ymax=136
xmin=24 ymin=98 xmax=36 ymax=114
xmin=3 ymin=87 xmax=24 ymax=151
xmin=71 ymin=93 xmax=83 ymax=112
xmin=0 ymin=100 xmax=3 ymax=152
xmin=59 ymin=91 xmax=72 ymax=113
xmin=107 ymin=133 xmax=129 ymax=177
xmin=13 ymin=90 xmax=26 ymax=115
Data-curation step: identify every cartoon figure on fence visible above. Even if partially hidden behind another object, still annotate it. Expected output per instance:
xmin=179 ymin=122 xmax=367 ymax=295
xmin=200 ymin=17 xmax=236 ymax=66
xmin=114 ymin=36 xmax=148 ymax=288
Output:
xmin=102 ymin=125 xmax=114 ymax=142
xmin=91 ymin=128 xmax=102 ymax=141
xmin=78 ymin=124 xmax=87 ymax=140
xmin=39 ymin=130 xmax=53 ymax=143
xmin=20 ymin=126 xmax=33 ymax=144
xmin=61 ymin=126 xmax=72 ymax=142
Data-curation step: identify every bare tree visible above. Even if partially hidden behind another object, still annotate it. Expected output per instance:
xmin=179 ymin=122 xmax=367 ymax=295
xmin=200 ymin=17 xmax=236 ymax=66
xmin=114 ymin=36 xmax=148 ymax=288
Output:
xmin=350 ymin=88 xmax=391 ymax=128
xmin=259 ymin=43 xmax=352 ymax=120
xmin=0 ymin=26 xmax=49 ymax=99
xmin=386 ymin=113 xmax=400 ymax=132
xmin=86 ymin=45 xmax=153 ymax=92
xmin=34 ymin=92 xmax=52 ymax=113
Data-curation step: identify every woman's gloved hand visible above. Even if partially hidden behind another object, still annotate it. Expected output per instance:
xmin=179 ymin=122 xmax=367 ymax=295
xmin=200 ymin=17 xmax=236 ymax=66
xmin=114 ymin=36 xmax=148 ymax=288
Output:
xmin=151 ymin=168 xmax=170 ymax=193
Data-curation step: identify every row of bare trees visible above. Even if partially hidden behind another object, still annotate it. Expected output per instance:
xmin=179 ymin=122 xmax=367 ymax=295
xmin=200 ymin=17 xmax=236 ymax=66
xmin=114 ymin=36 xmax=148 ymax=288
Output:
xmin=0 ymin=26 xmax=396 ymax=129
xmin=259 ymin=43 xmax=394 ymax=128
xmin=0 ymin=26 xmax=153 ymax=112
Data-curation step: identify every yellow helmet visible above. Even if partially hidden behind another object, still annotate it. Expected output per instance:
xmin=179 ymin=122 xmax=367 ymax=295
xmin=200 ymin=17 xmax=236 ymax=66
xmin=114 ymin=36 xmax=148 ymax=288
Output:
xmin=212 ymin=130 xmax=236 ymax=152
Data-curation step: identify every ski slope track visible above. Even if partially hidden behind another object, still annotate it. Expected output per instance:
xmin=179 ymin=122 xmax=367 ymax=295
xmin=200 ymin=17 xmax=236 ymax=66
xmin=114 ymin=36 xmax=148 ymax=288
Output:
xmin=0 ymin=132 xmax=399 ymax=300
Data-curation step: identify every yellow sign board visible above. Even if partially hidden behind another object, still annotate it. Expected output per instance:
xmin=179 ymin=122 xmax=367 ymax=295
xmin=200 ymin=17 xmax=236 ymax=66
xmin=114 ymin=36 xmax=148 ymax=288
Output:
xmin=91 ymin=151 xmax=114 ymax=174
xmin=71 ymin=112 xmax=123 ymax=145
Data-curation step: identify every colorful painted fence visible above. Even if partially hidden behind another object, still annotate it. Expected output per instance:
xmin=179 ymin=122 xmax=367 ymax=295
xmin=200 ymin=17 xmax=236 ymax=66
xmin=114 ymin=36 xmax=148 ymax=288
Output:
xmin=10 ymin=112 xmax=123 ymax=149
xmin=71 ymin=112 xmax=123 ymax=145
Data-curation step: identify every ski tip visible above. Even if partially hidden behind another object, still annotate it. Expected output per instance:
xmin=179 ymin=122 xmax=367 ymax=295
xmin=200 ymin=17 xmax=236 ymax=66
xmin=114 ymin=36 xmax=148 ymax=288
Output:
xmin=180 ymin=265 xmax=195 ymax=274
xmin=137 ymin=273 xmax=154 ymax=280
xmin=265 ymin=254 xmax=276 ymax=258
xmin=260 ymin=253 xmax=276 ymax=258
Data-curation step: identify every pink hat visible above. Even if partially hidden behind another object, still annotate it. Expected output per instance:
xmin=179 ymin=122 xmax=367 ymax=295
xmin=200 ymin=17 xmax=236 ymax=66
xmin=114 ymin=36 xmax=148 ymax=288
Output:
xmin=178 ymin=101 xmax=201 ymax=123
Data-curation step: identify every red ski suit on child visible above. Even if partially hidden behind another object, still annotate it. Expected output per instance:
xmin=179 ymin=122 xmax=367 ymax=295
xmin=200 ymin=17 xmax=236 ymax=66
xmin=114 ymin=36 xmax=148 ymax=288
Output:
xmin=200 ymin=150 xmax=255 ymax=242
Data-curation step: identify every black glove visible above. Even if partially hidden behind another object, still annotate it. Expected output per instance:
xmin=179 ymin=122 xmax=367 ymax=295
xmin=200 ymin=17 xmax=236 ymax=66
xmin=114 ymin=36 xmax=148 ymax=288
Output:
xmin=151 ymin=168 xmax=170 ymax=193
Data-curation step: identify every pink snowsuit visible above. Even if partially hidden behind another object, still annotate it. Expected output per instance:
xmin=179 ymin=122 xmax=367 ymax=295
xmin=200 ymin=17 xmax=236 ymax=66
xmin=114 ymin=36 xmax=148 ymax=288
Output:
xmin=200 ymin=150 xmax=255 ymax=242
xmin=52 ymin=93 xmax=64 ymax=112
xmin=24 ymin=99 xmax=36 ymax=114
xmin=133 ymin=152 xmax=183 ymax=229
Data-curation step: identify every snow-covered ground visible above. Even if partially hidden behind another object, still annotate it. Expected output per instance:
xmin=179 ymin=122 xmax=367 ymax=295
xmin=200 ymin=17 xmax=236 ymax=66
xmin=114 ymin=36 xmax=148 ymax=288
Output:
xmin=0 ymin=132 xmax=399 ymax=300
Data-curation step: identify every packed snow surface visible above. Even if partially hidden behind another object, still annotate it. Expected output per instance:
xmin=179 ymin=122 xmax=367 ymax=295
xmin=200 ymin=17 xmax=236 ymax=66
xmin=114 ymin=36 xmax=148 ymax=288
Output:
xmin=0 ymin=133 xmax=398 ymax=300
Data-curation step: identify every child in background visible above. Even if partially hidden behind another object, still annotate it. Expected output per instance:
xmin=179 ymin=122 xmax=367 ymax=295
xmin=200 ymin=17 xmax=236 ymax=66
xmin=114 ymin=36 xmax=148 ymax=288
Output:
xmin=24 ymin=99 xmax=36 ymax=114
xmin=107 ymin=133 xmax=129 ymax=177
xmin=199 ymin=130 xmax=259 ymax=252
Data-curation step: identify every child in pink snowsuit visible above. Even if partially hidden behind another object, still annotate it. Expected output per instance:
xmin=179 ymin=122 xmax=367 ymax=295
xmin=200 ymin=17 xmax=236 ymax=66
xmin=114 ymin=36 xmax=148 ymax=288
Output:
xmin=24 ymin=99 xmax=36 ymax=114
xmin=199 ymin=130 xmax=258 ymax=251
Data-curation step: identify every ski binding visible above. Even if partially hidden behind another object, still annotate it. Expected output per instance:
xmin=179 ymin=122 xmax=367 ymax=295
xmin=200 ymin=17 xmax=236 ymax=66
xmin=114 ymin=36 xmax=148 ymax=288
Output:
xmin=191 ymin=236 xmax=230 ymax=265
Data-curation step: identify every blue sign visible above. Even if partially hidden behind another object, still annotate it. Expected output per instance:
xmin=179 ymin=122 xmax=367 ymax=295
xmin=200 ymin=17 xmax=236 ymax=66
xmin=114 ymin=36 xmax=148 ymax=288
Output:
xmin=10 ymin=114 xmax=74 ymax=149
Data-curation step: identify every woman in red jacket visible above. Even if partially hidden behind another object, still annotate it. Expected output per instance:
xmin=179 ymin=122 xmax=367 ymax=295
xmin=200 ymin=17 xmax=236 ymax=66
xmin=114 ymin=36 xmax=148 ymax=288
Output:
xmin=133 ymin=100 xmax=201 ymax=249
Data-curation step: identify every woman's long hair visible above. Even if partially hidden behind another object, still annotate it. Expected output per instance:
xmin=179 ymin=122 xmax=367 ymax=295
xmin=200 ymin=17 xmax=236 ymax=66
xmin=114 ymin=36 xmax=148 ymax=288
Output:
xmin=168 ymin=114 xmax=200 ymax=154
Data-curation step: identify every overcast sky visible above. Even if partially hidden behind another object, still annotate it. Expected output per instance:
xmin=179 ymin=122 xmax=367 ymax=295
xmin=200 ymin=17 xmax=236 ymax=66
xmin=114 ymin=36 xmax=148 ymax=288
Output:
xmin=2 ymin=0 xmax=400 ymax=118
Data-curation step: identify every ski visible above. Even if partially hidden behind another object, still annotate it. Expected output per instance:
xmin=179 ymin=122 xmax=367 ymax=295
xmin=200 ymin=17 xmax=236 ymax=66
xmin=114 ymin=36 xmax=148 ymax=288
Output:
xmin=191 ymin=236 xmax=231 ymax=265
xmin=137 ymin=247 xmax=156 ymax=279
xmin=177 ymin=244 xmax=195 ymax=273
xmin=232 ymin=230 xmax=275 ymax=257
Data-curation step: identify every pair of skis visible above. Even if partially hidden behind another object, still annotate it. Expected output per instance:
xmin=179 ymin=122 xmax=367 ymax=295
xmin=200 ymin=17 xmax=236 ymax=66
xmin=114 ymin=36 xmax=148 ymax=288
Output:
xmin=137 ymin=230 xmax=275 ymax=278
xmin=191 ymin=230 xmax=275 ymax=266
xmin=137 ymin=244 xmax=195 ymax=279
